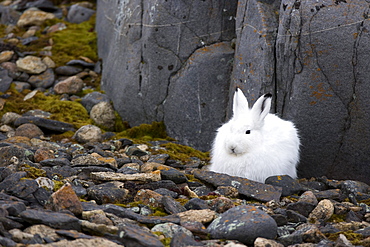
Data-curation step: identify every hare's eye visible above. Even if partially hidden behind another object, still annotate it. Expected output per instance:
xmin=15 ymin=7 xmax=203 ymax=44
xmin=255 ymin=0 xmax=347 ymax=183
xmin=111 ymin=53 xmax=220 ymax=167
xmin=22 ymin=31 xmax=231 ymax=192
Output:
xmin=245 ymin=130 xmax=251 ymax=134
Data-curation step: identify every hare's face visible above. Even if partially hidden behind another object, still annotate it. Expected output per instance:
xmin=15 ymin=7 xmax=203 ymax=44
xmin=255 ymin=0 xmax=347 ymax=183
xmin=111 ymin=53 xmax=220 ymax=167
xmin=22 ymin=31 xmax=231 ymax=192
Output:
xmin=225 ymin=119 xmax=261 ymax=156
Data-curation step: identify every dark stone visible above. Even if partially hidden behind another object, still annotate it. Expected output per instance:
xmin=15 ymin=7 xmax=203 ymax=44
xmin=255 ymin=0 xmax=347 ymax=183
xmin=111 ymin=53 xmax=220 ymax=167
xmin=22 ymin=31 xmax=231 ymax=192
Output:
xmin=20 ymin=209 xmax=81 ymax=231
xmin=0 ymin=215 xmax=24 ymax=230
xmin=194 ymin=170 xmax=282 ymax=202
xmin=278 ymin=224 xmax=326 ymax=246
xmin=102 ymin=204 xmax=181 ymax=225
xmin=80 ymin=92 xmax=110 ymax=113
xmin=208 ymin=205 xmax=277 ymax=245
xmin=0 ymin=200 xmax=26 ymax=216
xmin=163 ymin=42 xmax=235 ymax=150
xmin=67 ymin=4 xmax=95 ymax=24
xmin=0 ymin=167 xmax=12 ymax=182
xmin=28 ymin=68 xmax=55 ymax=88
xmin=161 ymin=196 xmax=186 ymax=214
xmin=0 ymin=6 xmax=21 ymax=25
xmin=140 ymin=180 xmax=181 ymax=195
xmin=66 ymin=59 xmax=95 ymax=69
xmin=55 ymin=229 xmax=94 ymax=240
xmin=24 ymin=0 xmax=59 ymax=12
xmin=14 ymin=116 xmax=75 ymax=133
xmin=125 ymin=146 xmax=148 ymax=157
xmin=97 ymin=0 xmax=237 ymax=151
xmin=0 ymin=172 xmax=38 ymax=200
xmin=87 ymin=181 xmax=129 ymax=205
xmin=184 ymin=198 xmax=209 ymax=210
xmin=271 ymin=214 xmax=288 ymax=226
xmin=154 ymin=188 xmax=178 ymax=198
xmin=313 ymin=189 xmax=341 ymax=201
xmin=170 ymin=231 xmax=203 ymax=247
xmin=40 ymin=158 xmax=71 ymax=167
xmin=110 ymin=222 xmax=164 ymax=247
xmin=21 ymin=36 xmax=39 ymax=46
xmin=346 ymin=210 xmax=362 ymax=222
xmin=286 ymin=201 xmax=316 ymax=218
xmin=33 ymin=187 xmax=52 ymax=206
xmin=355 ymin=226 xmax=370 ymax=238
xmin=54 ymin=66 xmax=83 ymax=76
xmin=0 ymin=236 xmax=17 ymax=247
xmin=148 ymin=154 xmax=170 ymax=164
xmin=160 ymin=168 xmax=188 ymax=184
xmin=265 ymin=175 xmax=303 ymax=196
xmin=286 ymin=210 xmax=307 ymax=223
xmin=0 ymin=68 xmax=13 ymax=92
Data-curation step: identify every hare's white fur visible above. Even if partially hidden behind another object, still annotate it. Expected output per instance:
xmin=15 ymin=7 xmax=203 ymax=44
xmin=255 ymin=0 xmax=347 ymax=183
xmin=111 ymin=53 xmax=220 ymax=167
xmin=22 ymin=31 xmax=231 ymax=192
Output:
xmin=209 ymin=88 xmax=300 ymax=183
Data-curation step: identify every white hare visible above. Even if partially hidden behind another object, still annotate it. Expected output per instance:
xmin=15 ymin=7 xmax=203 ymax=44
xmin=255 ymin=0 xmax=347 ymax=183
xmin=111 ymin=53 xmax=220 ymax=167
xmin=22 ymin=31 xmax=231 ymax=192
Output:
xmin=209 ymin=88 xmax=300 ymax=183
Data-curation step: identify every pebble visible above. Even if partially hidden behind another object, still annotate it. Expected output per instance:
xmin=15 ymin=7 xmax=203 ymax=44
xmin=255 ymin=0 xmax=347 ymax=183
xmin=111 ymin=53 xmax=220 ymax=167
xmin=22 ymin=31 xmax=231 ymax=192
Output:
xmin=53 ymin=76 xmax=84 ymax=94
xmin=16 ymin=55 xmax=48 ymax=74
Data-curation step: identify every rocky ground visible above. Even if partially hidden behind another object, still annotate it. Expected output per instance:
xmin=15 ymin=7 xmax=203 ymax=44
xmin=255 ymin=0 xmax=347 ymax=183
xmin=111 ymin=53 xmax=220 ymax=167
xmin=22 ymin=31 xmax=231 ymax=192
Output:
xmin=1 ymin=1 xmax=370 ymax=247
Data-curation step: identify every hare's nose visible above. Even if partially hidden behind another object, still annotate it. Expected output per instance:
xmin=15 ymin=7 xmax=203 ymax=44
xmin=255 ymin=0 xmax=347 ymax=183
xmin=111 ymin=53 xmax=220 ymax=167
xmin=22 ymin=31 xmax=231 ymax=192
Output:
xmin=230 ymin=147 xmax=236 ymax=153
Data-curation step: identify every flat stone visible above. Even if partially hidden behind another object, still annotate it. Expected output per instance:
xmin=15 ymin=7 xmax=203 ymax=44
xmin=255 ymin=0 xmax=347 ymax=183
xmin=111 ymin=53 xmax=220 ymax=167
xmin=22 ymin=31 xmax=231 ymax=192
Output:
xmin=0 ymin=68 xmax=13 ymax=92
xmin=17 ymin=9 xmax=55 ymax=27
xmin=194 ymin=170 xmax=282 ymax=202
xmin=72 ymin=125 xmax=102 ymax=143
xmin=14 ymin=116 xmax=75 ymax=133
xmin=208 ymin=205 xmax=277 ymax=245
xmin=15 ymin=123 xmax=44 ymax=139
xmin=177 ymin=209 xmax=216 ymax=224
xmin=45 ymin=183 xmax=83 ymax=216
xmin=16 ymin=56 xmax=47 ymax=74
xmin=54 ymin=65 xmax=83 ymax=76
xmin=0 ymin=50 xmax=14 ymax=63
xmin=80 ymin=92 xmax=110 ymax=113
xmin=87 ymin=181 xmax=129 ymax=204
xmin=265 ymin=175 xmax=303 ymax=197
xmin=90 ymin=170 xmax=161 ymax=183
xmin=20 ymin=209 xmax=81 ymax=231
xmin=28 ymin=68 xmax=55 ymax=88
xmin=67 ymin=4 xmax=95 ymax=24
xmin=53 ymin=76 xmax=84 ymax=94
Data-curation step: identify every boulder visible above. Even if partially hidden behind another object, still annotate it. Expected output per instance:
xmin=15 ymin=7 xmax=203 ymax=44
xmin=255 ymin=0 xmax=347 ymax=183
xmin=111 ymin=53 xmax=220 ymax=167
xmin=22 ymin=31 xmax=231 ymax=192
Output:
xmin=96 ymin=0 xmax=238 ymax=151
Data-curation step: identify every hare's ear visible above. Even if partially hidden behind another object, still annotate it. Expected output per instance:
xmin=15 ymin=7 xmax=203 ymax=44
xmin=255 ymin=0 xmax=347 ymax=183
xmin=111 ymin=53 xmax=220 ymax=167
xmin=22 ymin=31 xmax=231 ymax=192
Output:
xmin=233 ymin=88 xmax=249 ymax=118
xmin=251 ymin=93 xmax=272 ymax=122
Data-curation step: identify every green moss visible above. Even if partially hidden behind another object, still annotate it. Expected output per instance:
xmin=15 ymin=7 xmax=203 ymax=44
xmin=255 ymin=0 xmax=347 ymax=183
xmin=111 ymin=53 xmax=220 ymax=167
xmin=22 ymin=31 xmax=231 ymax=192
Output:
xmin=118 ymin=122 xmax=168 ymax=140
xmin=155 ymin=142 xmax=210 ymax=163
xmin=21 ymin=164 xmax=47 ymax=179
xmin=325 ymin=231 xmax=364 ymax=245
xmin=44 ymin=15 xmax=97 ymax=67
xmin=0 ymin=90 xmax=92 ymax=130
xmin=53 ymin=180 xmax=64 ymax=191
xmin=327 ymin=214 xmax=346 ymax=223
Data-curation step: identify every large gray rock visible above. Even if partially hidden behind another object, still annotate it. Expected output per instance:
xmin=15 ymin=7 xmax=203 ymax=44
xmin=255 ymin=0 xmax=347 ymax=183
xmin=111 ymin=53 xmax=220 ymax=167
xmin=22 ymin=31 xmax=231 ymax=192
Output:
xmin=163 ymin=42 xmax=234 ymax=149
xmin=97 ymin=0 xmax=237 ymax=150
xmin=275 ymin=0 xmax=370 ymax=183
xmin=229 ymin=0 xmax=370 ymax=184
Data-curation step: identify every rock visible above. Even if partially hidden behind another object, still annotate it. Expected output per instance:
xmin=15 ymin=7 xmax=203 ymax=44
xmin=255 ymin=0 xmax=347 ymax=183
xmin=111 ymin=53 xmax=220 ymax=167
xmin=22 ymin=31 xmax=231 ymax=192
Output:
xmin=0 ymin=172 xmax=39 ymax=200
xmin=208 ymin=205 xmax=277 ymax=245
xmin=299 ymin=191 xmax=319 ymax=206
xmin=45 ymin=183 xmax=83 ymax=216
xmin=184 ymin=198 xmax=209 ymax=210
xmin=16 ymin=56 xmax=47 ymax=74
xmin=33 ymin=147 xmax=55 ymax=162
xmin=73 ymin=125 xmax=102 ymax=143
xmin=87 ymin=181 xmax=129 ymax=204
xmin=80 ymin=220 xmax=118 ymax=235
xmin=194 ymin=170 xmax=282 ymax=202
xmin=15 ymin=123 xmax=44 ymax=139
xmin=254 ymin=237 xmax=284 ymax=247
xmin=308 ymin=199 xmax=335 ymax=223
xmin=0 ymin=146 xmax=29 ymax=167
xmin=287 ymin=201 xmax=316 ymax=218
xmin=80 ymin=92 xmax=110 ymax=113
xmin=97 ymin=0 xmax=237 ymax=151
xmin=278 ymin=224 xmax=326 ymax=246
xmin=66 ymin=59 xmax=95 ymax=69
xmin=161 ymin=196 xmax=186 ymax=214
xmin=20 ymin=209 xmax=81 ymax=231
xmin=14 ymin=116 xmax=75 ymax=132
xmin=67 ymin=4 xmax=95 ymax=24
xmin=265 ymin=175 xmax=303 ymax=196
xmin=0 ymin=6 xmax=21 ymax=25
xmin=177 ymin=209 xmax=216 ymax=224
xmin=1 ymin=112 xmax=21 ymax=125
xmin=55 ymin=65 xmax=83 ymax=76
xmin=134 ymin=189 xmax=163 ymax=208
xmin=42 ymin=57 xmax=56 ymax=68
xmin=0 ymin=68 xmax=13 ymax=92
xmin=0 ymin=50 xmax=14 ymax=63
xmin=208 ymin=196 xmax=235 ymax=213
xmin=14 ymin=81 xmax=31 ymax=92
xmin=17 ymin=9 xmax=55 ymax=27
xmin=35 ymin=177 xmax=54 ymax=190
xmin=91 ymin=171 xmax=161 ymax=183
xmin=23 ymin=224 xmax=60 ymax=242
xmin=163 ymin=42 xmax=235 ymax=150
xmin=28 ymin=68 xmax=55 ymax=88
xmin=90 ymin=101 xmax=116 ymax=130
xmin=170 ymin=231 xmax=203 ymax=247
xmin=82 ymin=210 xmax=113 ymax=225
xmin=0 ymin=199 xmax=26 ymax=216
xmin=53 ymin=76 xmax=84 ymax=94
xmin=27 ymin=238 xmax=122 ymax=247
xmin=151 ymin=222 xmax=192 ymax=239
